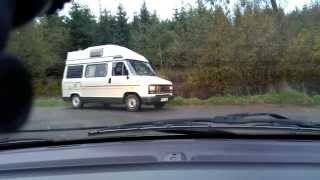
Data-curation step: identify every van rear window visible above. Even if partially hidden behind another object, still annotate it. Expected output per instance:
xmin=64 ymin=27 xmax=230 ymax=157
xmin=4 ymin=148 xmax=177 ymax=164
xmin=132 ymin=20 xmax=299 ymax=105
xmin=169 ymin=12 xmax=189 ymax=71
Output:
xmin=66 ymin=65 xmax=83 ymax=79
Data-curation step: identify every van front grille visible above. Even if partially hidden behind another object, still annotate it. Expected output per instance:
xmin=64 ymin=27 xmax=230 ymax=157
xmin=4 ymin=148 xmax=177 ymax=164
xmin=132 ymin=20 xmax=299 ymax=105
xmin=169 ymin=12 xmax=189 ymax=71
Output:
xmin=158 ymin=85 xmax=172 ymax=94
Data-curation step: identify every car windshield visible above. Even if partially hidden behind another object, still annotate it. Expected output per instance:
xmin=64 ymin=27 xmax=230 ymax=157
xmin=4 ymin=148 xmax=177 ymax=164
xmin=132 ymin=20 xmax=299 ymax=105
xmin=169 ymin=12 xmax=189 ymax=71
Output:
xmin=128 ymin=60 xmax=155 ymax=76
xmin=2 ymin=0 xmax=320 ymax=142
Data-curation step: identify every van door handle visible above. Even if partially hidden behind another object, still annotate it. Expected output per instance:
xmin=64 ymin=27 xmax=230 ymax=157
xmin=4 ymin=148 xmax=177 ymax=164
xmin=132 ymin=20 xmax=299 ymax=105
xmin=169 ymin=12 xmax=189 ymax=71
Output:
xmin=108 ymin=78 xmax=111 ymax=84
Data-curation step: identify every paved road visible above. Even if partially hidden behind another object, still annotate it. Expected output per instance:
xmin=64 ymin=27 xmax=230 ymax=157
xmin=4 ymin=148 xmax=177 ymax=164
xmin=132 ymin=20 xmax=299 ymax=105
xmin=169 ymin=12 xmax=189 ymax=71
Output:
xmin=2 ymin=104 xmax=320 ymax=140
xmin=26 ymin=104 xmax=320 ymax=130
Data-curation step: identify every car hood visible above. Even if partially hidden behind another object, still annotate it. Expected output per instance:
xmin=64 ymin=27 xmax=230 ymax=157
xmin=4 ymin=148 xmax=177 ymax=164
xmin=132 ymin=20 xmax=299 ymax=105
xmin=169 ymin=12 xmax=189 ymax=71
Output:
xmin=131 ymin=76 xmax=172 ymax=85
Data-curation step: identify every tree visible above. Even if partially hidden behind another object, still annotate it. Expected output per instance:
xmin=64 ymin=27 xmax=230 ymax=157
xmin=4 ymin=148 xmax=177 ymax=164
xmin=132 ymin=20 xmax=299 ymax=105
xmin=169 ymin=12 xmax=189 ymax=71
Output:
xmin=129 ymin=3 xmax=152 ymax=56
xmin=95 ymin=10 xmax=116 ymax=45
xmin=113 ymin=5 xmax=130 ymax=46
xmin=40 ymin=14 xmax=71 ymax=77
xmin=129 ymin=3 xmax=174 ymax=67
xmin=7 ymin=22 xmax=56 ymax=78
xmin=205 ymin=0 xmax=279 ymax=12
xmin=270 ymin=0 xmax=278 ymax=12
xmin=66 ymin=3 xmax=96 ymax=50
xmin=140 ymin=1 xmax=150 ymax=25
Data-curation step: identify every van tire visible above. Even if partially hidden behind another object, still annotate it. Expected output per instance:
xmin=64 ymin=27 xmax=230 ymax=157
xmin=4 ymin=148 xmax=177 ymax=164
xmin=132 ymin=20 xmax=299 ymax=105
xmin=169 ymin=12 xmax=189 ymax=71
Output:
xmin=154 ymin=103 xmax=166 ymax=109
xmin=125 ymin=94 xmax=141 ymax=112
xmin=71 ymin=95 xmax=83 ymax=109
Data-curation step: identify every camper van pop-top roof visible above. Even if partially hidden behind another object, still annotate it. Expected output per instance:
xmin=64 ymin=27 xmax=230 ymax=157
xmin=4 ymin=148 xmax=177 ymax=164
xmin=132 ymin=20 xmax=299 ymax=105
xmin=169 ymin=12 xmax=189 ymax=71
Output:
xmin=66 ymin=45 xmax=148 ymax=65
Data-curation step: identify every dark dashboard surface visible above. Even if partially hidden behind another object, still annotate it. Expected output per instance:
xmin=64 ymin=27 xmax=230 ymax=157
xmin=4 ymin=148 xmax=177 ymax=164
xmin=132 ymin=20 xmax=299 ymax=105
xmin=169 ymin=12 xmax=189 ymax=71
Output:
xmin=0 ymin=138 xmax=319 ymax=179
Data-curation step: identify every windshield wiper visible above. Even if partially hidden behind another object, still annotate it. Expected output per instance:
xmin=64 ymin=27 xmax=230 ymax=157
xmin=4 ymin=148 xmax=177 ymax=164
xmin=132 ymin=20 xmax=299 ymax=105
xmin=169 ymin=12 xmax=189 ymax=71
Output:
xmin=0 ymin=138 xmax=53 ymax=149
xmin=88 ymin=113 xmax=319 ymax=136
xmin=89 ymin=125 xmax=238 ymax=136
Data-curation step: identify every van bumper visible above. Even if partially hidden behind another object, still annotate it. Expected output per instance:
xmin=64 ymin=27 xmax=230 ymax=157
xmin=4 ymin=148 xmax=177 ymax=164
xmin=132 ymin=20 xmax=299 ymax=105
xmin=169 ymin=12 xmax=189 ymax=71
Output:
xmin=141 ymin=95 xmax=174 ymax=105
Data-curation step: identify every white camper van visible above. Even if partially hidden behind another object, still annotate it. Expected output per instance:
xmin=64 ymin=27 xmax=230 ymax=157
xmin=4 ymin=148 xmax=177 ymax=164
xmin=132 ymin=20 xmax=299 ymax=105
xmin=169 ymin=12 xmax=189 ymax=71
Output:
xmin=62 ymin=45 xmax=174 ymax=111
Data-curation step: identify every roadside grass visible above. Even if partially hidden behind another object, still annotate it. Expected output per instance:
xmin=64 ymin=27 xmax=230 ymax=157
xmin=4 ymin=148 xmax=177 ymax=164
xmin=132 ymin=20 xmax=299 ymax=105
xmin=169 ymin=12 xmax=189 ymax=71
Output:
xmin=33 ymin=97 xmax=67 ymax=107
xmin=169 ymin=91 xmax=320 ymax=106
xmin=33 ymin=91 xmax=320 ymax=107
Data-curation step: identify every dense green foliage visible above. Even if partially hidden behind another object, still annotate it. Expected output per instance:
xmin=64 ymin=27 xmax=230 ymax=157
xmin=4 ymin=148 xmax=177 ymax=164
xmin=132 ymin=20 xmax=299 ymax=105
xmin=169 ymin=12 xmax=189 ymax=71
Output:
xmin=6 ymin=1 xmax=320 ymax=98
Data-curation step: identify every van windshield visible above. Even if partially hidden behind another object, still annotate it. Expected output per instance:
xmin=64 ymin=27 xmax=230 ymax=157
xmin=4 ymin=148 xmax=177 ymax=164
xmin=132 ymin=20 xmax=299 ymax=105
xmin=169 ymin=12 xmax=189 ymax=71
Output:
xmin=128 ymin=60 xmax=155 ymax=76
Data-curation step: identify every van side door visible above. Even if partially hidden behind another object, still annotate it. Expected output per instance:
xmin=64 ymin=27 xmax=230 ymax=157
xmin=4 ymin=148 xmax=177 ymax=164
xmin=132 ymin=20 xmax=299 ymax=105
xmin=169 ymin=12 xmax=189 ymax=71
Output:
xmin=81 ymin=63 xmax=111 ymax=98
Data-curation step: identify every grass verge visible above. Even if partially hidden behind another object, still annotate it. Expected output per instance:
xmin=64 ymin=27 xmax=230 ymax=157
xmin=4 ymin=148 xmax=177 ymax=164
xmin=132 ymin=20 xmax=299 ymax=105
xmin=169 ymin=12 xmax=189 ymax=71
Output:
xmin=33 ymin=97 xmax=67 ymax=107
xmin=169 ymin=91 xmax=320 ymax=106
xmin=34 ymin=91 xmax=320 ymax=107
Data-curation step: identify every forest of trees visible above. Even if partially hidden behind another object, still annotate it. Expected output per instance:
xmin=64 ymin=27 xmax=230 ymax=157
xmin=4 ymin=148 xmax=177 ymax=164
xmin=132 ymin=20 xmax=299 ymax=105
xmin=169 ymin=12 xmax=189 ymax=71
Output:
xmin=6 ymin=0 xmax=320 ymax=98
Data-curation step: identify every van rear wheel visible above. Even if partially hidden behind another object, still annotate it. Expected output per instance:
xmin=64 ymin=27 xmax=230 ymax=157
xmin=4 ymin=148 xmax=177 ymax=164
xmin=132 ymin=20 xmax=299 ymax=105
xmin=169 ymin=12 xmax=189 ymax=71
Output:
xmin=71 ymin=95 xmax=83 ymax=109
xmin=125 ymin=94 xmax=141 ymax=112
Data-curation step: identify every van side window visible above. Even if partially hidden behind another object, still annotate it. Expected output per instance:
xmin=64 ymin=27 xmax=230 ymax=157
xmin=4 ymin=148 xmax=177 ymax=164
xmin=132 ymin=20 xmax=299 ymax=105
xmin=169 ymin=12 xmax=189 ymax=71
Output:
xmin=112 ymin=62 xmax=128 ymax=76
xmin=85 ymin=63 xmax=108 ymax=78
xmin=66 ymin=65 xmax=83 ymax=79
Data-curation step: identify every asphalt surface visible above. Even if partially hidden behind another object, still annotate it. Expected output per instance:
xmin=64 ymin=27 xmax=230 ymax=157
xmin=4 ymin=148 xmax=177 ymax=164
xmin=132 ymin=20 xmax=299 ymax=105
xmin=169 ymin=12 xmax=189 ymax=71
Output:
xmin=2 ymin=104 xmax=320 ymax=140
xmin=27 ymin=104 xmax=320 ymax=129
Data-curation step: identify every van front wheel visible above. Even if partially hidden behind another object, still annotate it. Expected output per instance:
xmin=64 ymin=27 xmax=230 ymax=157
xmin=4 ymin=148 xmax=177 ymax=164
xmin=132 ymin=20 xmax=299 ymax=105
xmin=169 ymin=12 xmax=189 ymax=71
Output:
xmin=125 ymin=94 xmax=141 ymax=112
xmin=71 ymin=95 xmax=83 ymax=109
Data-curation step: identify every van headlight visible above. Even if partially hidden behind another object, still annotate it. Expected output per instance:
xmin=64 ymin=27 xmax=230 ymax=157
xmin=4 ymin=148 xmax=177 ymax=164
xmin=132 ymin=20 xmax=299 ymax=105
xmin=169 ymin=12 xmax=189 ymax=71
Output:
xmin=169 ymin=85 xmax=173 ymax=91
xmin=149 ymin=85 xmax=157 ymax=94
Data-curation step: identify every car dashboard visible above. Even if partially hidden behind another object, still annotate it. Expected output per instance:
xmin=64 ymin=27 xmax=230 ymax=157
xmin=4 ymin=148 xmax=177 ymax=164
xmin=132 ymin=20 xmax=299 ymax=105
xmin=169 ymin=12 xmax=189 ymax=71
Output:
xmin=0 ymin=138 xmax=319 ymax=179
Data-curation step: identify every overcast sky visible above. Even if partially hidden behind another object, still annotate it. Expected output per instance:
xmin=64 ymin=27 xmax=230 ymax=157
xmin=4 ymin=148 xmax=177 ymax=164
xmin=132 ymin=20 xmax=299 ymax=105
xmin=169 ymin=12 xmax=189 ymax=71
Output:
xmin=60 ymin=0 xmax=311 ymax=20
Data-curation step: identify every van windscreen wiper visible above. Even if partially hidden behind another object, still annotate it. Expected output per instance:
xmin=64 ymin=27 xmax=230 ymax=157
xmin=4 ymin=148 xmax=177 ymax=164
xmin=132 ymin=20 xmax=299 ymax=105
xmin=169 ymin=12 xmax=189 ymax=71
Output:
xmin=88 ymin=113 xmax=320 ymax=136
